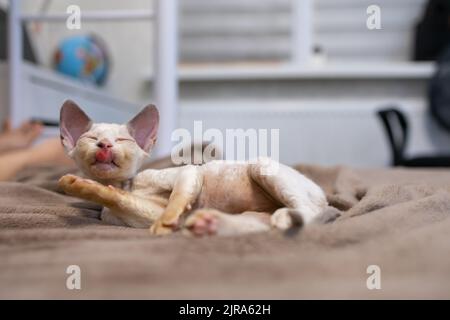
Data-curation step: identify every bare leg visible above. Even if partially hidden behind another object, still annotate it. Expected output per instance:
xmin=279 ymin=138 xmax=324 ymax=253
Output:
xmin=59 ymin=174 xmax=165 ymax=228
xmin=0 ymin=138 xmax=74 ymax=181
xmin=249 ymin=158 xmax=327 ymax=229
xmin=149 ymin=165 xmax=203 ymax=235
xmin=184 ymin=209 xmax=271 ymax=237
xmin=0 ymin=150 xmax=35 ymax=181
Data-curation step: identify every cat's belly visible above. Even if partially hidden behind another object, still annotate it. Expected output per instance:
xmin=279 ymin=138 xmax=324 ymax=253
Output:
xmin=195 ymin=162 xmax=280 ymax=213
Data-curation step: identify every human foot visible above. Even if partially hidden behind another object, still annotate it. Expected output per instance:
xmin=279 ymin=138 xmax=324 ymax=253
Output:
xmin=0 ymin=120 xmax=43 ymax=153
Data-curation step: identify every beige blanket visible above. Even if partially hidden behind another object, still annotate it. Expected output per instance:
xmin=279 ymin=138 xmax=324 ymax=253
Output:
xmin=1 ymin=162 xmax=450 ymax=299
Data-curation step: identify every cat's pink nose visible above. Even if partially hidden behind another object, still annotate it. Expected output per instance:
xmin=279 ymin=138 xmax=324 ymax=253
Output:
xmin=97 ymin=139 xmax=113 ymax=149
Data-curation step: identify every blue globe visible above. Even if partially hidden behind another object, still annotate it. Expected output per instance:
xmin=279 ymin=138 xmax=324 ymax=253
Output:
xmin=53 ymin=35 xmax=109 ymax=86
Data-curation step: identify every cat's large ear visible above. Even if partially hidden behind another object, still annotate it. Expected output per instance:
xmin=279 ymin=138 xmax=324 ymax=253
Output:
xmin=126 ymin=104 xmax=159 ymax=153
xmin=60 ymin=100 xmax=93 ymax=152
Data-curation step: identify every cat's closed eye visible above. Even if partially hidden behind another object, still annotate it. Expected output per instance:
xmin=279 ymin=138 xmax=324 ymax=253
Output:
xmin=85 ymin=136 xmax=98 ymax=141
xmin=115 ymin=138 xmax=134 ymax=143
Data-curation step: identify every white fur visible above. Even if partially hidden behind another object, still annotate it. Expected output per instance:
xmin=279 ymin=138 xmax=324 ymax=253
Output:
xmin=68 ymin=123 xmax=148 ymax=185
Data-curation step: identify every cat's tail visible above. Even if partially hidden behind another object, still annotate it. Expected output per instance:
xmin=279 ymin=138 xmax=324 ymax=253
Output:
xmin=271 ymin=206 xmax=341 ymax=237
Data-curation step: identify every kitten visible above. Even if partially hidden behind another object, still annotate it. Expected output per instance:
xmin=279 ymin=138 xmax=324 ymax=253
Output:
xmin=58 ymin=100 xmax=328 ymax=236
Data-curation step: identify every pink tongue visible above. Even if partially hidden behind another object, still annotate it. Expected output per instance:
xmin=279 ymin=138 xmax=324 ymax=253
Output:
xmin=95 ymin=149 xmax=113 ymax=163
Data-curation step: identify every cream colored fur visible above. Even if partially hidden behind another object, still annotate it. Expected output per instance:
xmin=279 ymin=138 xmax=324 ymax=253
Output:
xmin=58 ymin=101 xmax=328 ymax=236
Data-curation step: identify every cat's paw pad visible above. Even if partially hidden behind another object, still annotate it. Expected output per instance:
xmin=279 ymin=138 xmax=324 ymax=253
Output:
xmin=184 ymin=209 xmax=220 ymax=237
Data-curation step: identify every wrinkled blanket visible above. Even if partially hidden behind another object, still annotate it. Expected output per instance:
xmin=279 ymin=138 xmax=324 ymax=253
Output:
xmin=1 ymin=162 xmax=450 ymax=299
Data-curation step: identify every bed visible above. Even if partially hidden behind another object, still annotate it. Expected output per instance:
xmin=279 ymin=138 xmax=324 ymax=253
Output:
xmin=0 ymin=160 xmax=450 ymax=299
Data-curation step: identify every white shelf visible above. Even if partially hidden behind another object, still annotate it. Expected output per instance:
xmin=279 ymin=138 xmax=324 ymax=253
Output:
xmin=179 ymin=62 xmax=436 ymax=81
xmin=21 ymin=10 xmax=154 ymax=22
xmin=144 ymin=62 xmax=436 ymax=81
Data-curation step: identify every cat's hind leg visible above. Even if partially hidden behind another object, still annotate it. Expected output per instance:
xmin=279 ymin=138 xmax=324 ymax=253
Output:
xmin=59 ymin=174 xmax=164 ymax=228
xmin=184 ymin=209 xmax=271 ymax=237
xmin=248 ymin=158 xmax=328 ymax=229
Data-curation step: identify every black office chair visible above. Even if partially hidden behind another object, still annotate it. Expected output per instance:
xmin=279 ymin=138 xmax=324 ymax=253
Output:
xmin=377 ymin=108 xmax=450 ymax=167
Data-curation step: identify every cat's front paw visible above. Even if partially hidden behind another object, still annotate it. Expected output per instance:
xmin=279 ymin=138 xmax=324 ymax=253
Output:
xmin=58 ymin=174 xmax=96 ymax=195
xmin=58 ymin=174 xmax=116 ymax=206
xmin=149 ymin=219 xmax=176 ymax=236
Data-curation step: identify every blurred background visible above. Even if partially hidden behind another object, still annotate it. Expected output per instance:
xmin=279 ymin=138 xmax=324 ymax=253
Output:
xmin=1 ymin=0 xmax=450 ymax=167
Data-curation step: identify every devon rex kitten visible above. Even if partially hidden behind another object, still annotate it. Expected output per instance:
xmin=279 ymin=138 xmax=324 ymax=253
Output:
xmin=58 ymin=100 xmax=328 ymax=236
